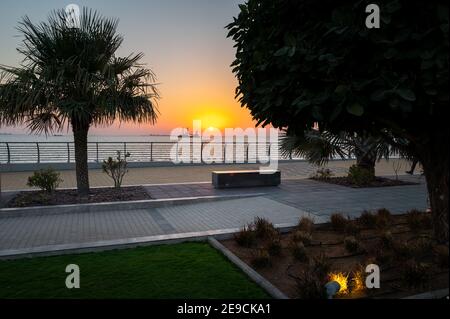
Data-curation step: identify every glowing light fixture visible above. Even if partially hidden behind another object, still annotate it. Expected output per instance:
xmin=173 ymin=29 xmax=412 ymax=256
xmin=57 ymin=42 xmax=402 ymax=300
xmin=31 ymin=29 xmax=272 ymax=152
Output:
xmin=328 ymin=272 xmax=349 ymax=295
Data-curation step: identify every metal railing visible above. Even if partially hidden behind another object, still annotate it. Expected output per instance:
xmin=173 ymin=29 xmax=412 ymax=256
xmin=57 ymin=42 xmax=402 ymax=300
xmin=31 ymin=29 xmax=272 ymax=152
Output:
xmin=0 ymin=141 xmax=298 ymax=164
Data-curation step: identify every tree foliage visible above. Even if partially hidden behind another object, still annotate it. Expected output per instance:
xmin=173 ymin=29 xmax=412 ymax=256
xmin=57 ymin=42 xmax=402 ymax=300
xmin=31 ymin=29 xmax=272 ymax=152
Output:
xmin=228 ymin=0 xmax=449 ymax=241
xmin=0 ymin=8 xmax=159 ymax=133
xmin=227 ymin=0 xmax=448 ymax=138
xmin=281 ymin=130 xmax=404 ymax=168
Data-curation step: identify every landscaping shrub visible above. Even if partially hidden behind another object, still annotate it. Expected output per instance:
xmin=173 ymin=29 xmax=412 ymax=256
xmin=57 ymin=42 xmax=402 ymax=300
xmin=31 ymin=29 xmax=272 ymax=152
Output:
xmin=102 ymin=151 xmax=130 ymax=188
xmin=253 ymin=217 xmax=277 ymax=239
xmin=365 ymin=241 xmax=393 ymax=265
xmin=380 ymin=231 xmax=394 ymax=249
xmin=266 ymin=237 xmax=282 ymax=257
xmin=347 ymin=165 xmax=375 ymax=186
xmin=344 ymin=236 xmax=360 ymax=253
xmin=344 ymin=222 xmax=361 ymax=236
xmin=27 ymin=168 xmax=62 ymax=193
xmin=357 ymin=210 xmax=377 ymax=228
xmin=297 ymin=216 xmax=314 ymax=234
xmin=394 ymin=241 xmax=417 ymax=261
xmin=420 ymin=213 xmax=433 ymax=230
xmin=234 ymin=225 xmax=256 ymax=247
xmin=401 ymin=260 xmax=431 ymax=289
xmin=434 ymin=245 xmax=449 ymax=268
xmin=291 ymin=230 xmax=312 ymax=245
xmin=413 ymin=237 xmax=433 ymax=256
xmin=374 ymin=247 xmax=394 ymax=265
xmin=406 ymin=209 xmax=433 ymax=232
xmin=377 ymin=208 xmax=392 ymax=220
xmin=330 ymin=213 xmax=348 ymax=231
xmin=310 ymin=168 xmax=334 ymax=180
xmin=295 ymin=270 xmax=327 ymax=299
xmin=290 ymin=241 xmax=309 ymax=262
xmin=310 ymin=253 xmax=331 ymax=279
xmin=251 ymin=249 xmax=271 ymax=268
xmin=375 ymin=208 xmax=392 ymax=230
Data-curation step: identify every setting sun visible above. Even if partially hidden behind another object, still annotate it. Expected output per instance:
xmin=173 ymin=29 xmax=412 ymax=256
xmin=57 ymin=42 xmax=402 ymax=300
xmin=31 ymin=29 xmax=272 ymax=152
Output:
xmin=193 ymin=112 xmax=230 ymax=131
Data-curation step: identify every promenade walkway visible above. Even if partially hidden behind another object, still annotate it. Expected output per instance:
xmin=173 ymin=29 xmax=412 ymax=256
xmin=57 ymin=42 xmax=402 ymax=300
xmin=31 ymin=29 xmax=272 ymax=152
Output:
xmin=0 ymin=159 xmax=427 ymax=257
xmin=1 ymin=159 xmax=412 ymax=191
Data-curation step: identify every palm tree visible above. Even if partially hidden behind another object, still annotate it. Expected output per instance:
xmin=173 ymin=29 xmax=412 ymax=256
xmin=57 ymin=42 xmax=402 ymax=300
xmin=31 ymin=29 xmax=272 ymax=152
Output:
xmin=0 ymin=8 xmax=159 ymax=195
xmin=281 ymin=130 xmax=408 ymax=175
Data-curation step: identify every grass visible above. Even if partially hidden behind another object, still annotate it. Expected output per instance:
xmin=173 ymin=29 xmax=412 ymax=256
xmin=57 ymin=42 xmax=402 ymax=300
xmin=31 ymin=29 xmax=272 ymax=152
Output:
xmin=0 ymin=242 xmax=269 ymax=299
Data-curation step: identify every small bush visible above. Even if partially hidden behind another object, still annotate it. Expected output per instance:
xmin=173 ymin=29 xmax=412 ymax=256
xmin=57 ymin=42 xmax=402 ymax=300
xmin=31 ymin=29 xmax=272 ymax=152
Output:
xmin=421 ymin=213 xmax=433 ymax=229
xmin=376 ymin=249 xmax=394 ymax=265
xmin=102 ymin=151 xmax=130 ymax=188
xmin=375 ymin=208 xmax=392 ymax=230
xmin=290 ymin=241 xmax=309 ymax=262
xmin=27 ymin=168 xmax=62 ymax=193
xmin=344 ymin=236 xmax=360 ymax=253
xmin=330 ymin=213 xmax=348 ymax=231
xmin=344 ymin=222 xmax=361 ymax=236
xmin=357 ymin=210 xmax=377 ymax=228
xmin=406 ymin=209 xmax=433 ymax=232
xmin=266 ymin=237 xmax=282 ymax=256
xmin=234 ymin=225 xmax=256 ymax=247
xmin=310 ymin=168 xmax=334 ymax=180
xmin=394 ymin=241 xmax=417 ymax=261
xmin=377 ymin=208 xmax=392 ymax=219
xmin=310 ymin=253 xmax=331 ymax=279
xmin=291 ymin=230 xmax=312 ymax=245
xmin=254 ymin=217 xmax=277 ymax=239
xmin=380 ymin=231 xmax=394 ymax=249
xmin=297 ymin=216 xmax=314 ymax=234
xmin=347 ymin=165 xmax=375 ymax=186
xmin=434 ymin=245 xmax=449 ymax=268
xmin=369 ymin=245 xmax=393 ymax=265
xmin=413 ymin=237 xmax=433 ymax=256
xmin=401 ymin=260 xmax=431 ymax=289
xmin=251 ymin=249 xmax=271 ymax=268
xmin=295 ymin=270 xmax=327 ymax=299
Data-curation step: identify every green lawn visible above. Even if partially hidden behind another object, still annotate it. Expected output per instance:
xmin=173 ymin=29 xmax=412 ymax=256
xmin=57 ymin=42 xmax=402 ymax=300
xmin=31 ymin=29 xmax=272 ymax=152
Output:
xmin=0 ymin=242 xmax=269 ymax=299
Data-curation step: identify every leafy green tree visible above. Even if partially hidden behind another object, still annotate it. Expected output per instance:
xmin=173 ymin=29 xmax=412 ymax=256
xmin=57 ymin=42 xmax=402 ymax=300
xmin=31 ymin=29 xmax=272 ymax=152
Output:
xmin=0 ymin=8 xmax=159 ymax=195
xmin=227 ymin=0 xmax=449 ymax=241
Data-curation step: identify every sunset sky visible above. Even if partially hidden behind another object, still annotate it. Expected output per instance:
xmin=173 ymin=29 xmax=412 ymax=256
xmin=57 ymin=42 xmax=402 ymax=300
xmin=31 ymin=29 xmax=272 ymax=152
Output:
xmin=0 ymin=0 xmax=256 ymax=135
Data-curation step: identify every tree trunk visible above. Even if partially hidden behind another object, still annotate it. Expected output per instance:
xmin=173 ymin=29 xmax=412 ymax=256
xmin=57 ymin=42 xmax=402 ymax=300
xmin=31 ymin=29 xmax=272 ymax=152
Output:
xmin=418 ymin=138 xmax=449 ymax=243
xmin=72 ymin=121 xmax=90 ymax=196
xmin=355 ymin=152 xmax=376 ymax=176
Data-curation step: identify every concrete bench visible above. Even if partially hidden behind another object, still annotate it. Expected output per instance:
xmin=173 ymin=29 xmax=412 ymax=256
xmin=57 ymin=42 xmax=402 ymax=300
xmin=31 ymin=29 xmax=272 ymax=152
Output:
xmin=212 ymin=170 xmax=281 ymax=189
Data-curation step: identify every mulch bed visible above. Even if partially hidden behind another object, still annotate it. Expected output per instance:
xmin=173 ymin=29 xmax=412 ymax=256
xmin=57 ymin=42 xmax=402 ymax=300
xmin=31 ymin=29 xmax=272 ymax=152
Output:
xmin=7 ymin=186 xmax=151 ymax=208
xmin=311 ymin=176 xmax=418 ymax=188
xmin=222 ymin=214 xmax=449 ymax=299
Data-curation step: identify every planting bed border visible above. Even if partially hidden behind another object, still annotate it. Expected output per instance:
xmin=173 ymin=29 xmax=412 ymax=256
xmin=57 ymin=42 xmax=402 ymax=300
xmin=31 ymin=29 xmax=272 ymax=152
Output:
xmin=208 ymin=237 xmax=289 ymax=299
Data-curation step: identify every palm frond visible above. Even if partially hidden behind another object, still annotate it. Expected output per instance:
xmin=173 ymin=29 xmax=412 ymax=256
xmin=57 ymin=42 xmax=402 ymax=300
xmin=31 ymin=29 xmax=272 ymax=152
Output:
xmin=281 ymin=130 xmax=350 ymax=165
xmin=0 ymin=6 xmax=159 ymax=134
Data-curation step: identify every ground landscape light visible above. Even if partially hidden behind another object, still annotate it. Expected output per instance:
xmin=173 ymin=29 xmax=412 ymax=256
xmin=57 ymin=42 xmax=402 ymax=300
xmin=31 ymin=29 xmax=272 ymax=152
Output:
xmin=328 ymin=272 xmax=350 ymax=296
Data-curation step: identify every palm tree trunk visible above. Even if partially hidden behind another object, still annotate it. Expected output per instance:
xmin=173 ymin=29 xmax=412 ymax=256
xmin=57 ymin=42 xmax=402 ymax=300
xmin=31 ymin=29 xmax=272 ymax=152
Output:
xmin=72 ymin=122 xmax=90 ymax=195
xmin=355 ymin=153 xmax=376 ymax=176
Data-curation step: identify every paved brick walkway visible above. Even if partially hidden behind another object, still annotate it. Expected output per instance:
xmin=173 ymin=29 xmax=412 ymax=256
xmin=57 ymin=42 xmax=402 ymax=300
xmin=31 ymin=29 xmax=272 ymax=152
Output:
xmin=0 ymin=173 xmax=427 ymax=255
xmin=0 ymin=196 xmax=320 ymax=251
